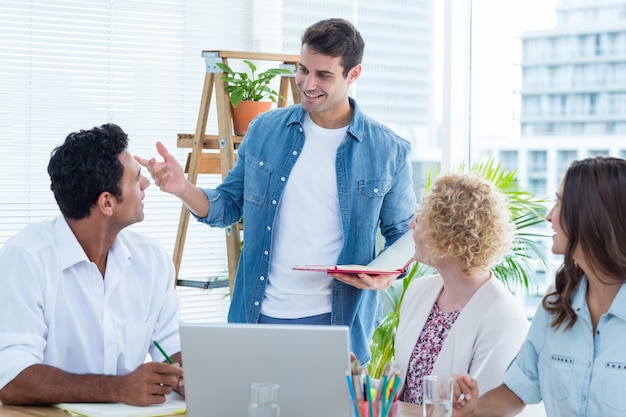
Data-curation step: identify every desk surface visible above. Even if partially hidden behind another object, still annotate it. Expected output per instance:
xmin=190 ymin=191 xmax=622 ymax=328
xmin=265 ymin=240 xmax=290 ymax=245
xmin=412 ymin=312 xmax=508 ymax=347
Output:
xmin=0 ymin=402 xmax=423 ymax=417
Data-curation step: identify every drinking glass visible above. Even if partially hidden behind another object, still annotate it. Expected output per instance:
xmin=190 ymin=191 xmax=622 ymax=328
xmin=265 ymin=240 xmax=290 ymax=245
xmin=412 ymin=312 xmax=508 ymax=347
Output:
xmin=249 ymin=382 xmax=280 ymax=417
xmin=422 ymin=376 xmax=453 ymax=417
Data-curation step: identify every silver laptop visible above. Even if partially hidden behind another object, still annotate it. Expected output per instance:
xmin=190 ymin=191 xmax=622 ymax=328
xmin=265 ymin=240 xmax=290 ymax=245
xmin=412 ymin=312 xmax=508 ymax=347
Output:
xmin=180 ymin=322 xmax=352 ymax=417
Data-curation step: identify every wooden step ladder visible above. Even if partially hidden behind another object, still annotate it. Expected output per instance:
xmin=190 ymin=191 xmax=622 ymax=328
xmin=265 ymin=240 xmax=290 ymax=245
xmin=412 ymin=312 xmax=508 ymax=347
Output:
xmin=174 ymin=50 xmax=301 ymax=292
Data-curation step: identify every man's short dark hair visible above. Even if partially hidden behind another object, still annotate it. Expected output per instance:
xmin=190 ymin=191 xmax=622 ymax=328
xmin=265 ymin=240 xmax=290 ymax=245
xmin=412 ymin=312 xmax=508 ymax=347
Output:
xmin=48 ymin=123 xmax=128 ymax=220
xmin=301 ymin=18 xmax=365 ymax=78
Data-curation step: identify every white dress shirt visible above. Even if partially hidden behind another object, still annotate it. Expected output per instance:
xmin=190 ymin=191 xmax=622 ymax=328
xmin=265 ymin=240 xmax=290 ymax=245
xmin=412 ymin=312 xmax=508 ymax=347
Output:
xmin=0 ymin=216 xmax=181 ymax=390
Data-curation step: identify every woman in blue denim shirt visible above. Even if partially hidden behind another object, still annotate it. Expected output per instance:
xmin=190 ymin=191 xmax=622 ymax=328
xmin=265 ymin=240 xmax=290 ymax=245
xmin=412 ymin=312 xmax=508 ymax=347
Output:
xmin=453 ymin=156 xmax=626 ymax=417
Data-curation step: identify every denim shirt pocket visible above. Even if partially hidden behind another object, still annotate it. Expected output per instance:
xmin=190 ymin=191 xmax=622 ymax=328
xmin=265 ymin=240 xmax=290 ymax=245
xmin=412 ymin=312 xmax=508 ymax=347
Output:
xmin=548 ymin=354 xmax=574 ymax=401
xmin=358 ymin=178 xmax=392 ymax=199
xmin=244 ymin=154 xmax=273 ymax=206
xmin=602 ymin=361 xmax=626 ymax=414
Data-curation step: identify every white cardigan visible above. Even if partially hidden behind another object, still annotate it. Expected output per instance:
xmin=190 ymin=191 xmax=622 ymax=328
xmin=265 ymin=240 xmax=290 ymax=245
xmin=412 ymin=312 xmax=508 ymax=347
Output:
xmin=394 ymin=274 xmax=529 ymax=399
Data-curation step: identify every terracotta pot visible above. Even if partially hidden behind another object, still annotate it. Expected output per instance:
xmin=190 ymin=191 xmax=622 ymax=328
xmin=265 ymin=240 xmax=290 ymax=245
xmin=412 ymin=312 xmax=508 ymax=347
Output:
xmin=231 ymin=101 xmax=272 ymax=136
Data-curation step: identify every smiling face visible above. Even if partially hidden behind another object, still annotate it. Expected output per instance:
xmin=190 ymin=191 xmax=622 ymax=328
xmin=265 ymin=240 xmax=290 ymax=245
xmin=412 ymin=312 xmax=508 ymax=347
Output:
xmin=112 ymin=150 xmax=150 ymax=228
xmin=295 ymin=44 xmax=361 ymax=128
xmin=546 ymin=180 xmax=568 ymax=255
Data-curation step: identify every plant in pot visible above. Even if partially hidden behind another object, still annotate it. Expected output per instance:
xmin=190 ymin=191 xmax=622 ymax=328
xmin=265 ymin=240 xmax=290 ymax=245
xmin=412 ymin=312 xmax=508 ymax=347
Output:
xmin=367 ymin=158 xmax=551 ymax=378
xmin=216 ymin=60 xmax=292 ymax=136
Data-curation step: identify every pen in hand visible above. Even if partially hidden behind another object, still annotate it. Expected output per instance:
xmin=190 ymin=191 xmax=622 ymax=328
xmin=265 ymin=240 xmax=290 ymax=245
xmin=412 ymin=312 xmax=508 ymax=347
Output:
xmin=153 ymin=340 xmax=175 ymax=364
xmin=457 ymin=348 xmax=494 ymax=403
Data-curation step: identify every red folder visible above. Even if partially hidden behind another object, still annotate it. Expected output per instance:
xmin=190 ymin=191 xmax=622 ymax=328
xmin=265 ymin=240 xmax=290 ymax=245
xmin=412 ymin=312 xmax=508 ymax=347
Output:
xmin=292 ymin=231 xmax=414 ymax=275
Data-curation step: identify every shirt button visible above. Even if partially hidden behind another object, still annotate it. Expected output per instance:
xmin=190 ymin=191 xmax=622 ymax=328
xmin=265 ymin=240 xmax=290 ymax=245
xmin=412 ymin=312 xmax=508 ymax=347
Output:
xmin=267 ymin=226 xmax=271 ymax=231
xmin=299 ymin=128 xmax=303 ymax=133
xmin=373 ymin=188 xmax=379 ymax=193
xmin=281 ymin=177 xmax=286 ymax=181
xmin=259 ymin=276 xmax=265 ymax=281
xmin=254 ymin=301 xmax=259 ymax=306
xmin=272 ymin=200 xmax=277 ymax=205
xmin=292 ymin=151 xmax=298 ymax=156
xmin=258 ymin=161 xmax=264 ymax=166
xmin=264 ymin=250 xmax=269 ymax=255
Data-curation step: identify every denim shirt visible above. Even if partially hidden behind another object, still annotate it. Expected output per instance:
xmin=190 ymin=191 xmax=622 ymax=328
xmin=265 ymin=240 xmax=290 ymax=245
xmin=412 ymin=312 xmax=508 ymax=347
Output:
xmin=503 ymin=277 xmax=626 ymax=417
xmin=194 ymin=98 xmax=415 ymax=363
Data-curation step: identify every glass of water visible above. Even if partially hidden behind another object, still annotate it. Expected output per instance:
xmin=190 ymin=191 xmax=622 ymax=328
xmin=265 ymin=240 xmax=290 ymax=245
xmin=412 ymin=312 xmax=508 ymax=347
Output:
xmin=249 ymin=382 xmax=280 ymax=417
xmin=422 ymin=375 xmax=453 ymax=417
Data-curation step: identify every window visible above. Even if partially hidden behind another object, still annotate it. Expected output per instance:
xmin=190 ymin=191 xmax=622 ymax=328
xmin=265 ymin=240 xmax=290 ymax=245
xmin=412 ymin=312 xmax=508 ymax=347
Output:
xmin=1 ymin=1 xmax=440 ymax=323
xmin=0 ymin=1 xmax=247 ymax=322
xmin=499 ymin=150 xmax=519 ymax=171
xmin=556 ymin=150 xmax=578 ymax=185
xmin=528 ymin=150 xmax=548 ymax=173
xmin=8 ymin=0 xmax=623 ymax=332
xmin=528 ymin=178 xmax=548 ymax=197
xmin=589 ymin=93 xmax=598 ymax=114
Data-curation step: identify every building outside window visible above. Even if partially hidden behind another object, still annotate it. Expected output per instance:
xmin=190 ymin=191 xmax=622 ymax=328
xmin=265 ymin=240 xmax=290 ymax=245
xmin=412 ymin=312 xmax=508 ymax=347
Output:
xmin=499 ymin=150 xmax=519 ymax=172
xmin=556 ymin=150 xmax=577 ymax=186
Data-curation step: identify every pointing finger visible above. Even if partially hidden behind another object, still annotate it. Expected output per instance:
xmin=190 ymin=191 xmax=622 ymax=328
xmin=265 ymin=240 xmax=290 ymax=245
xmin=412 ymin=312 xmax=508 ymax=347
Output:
xmin=134 ymin=155 xmax=150 ymax=167
xmin=156 ymin=141 xmax=174 ymax=161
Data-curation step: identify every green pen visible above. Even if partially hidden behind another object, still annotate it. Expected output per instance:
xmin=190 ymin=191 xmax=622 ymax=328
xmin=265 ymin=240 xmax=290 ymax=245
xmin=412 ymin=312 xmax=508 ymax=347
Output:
xmin=153 ymin=340 xmax=175 ymax=364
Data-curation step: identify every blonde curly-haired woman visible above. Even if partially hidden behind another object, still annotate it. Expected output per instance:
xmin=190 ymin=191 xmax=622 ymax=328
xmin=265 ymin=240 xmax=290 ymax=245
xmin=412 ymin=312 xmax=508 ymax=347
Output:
xmin=394 ymin=172 xmax=529 ymax=405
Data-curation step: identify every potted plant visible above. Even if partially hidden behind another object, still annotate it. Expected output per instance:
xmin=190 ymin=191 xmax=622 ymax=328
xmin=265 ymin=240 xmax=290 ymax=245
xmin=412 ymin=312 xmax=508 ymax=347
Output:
xmin=216 ymin=60 xmax=292 ymax=136
xmin=367 ymin=158 xmax=551 ymax=378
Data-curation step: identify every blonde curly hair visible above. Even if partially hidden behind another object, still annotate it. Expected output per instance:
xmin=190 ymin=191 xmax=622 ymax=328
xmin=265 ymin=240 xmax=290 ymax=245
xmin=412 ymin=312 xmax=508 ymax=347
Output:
xmin=416 ymin=172 xmax=515 ymax=276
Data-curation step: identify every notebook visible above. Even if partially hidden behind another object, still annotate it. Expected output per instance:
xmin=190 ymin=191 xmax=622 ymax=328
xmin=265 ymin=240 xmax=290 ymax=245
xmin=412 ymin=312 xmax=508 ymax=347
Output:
xmin=54 ymin=392 xmax=186 ymax=417
xmin=180 ymin=322 xmax=352 ymax=417
xmin=293 ymin=230 xmax=415 ymax=274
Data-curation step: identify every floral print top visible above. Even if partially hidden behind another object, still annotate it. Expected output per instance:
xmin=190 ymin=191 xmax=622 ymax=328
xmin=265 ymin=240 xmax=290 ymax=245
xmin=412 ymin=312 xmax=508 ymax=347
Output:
xmin=401 ymin=302 xmax=462 ymax=404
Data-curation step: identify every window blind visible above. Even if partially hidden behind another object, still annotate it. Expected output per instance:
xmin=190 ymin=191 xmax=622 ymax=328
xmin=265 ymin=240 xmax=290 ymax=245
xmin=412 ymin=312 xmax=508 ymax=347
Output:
xmin=0 ymin=0 xmax=260 ymax=323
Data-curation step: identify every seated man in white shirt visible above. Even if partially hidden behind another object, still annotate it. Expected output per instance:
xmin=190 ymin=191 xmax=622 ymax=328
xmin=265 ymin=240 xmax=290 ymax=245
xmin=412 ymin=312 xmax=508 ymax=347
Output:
xmin=0 ymin=123 xmax=183 ymax=406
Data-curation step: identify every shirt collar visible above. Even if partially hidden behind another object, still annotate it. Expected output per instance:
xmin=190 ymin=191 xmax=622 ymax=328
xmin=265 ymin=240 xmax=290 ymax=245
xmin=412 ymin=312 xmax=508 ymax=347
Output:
xmin=290 ymin=97 xmax=364 ymax=142
xmin=572 ymin=275 xmax=626 ymax=321
xmin=608 ymin=281 xmax=626 ymax=320
xmin=54 ymin=215 xmax=90 ymax=270
xmin=53 ymin=215 xmax=132 ymax=271
xmin=346 ymin=97 xmax=365 ymax=143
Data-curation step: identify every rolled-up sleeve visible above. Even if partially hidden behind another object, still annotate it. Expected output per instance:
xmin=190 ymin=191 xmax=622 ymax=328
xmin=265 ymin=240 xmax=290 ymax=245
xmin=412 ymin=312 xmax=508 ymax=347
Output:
xmin=0 ymin=245 xmax=46 ymax=390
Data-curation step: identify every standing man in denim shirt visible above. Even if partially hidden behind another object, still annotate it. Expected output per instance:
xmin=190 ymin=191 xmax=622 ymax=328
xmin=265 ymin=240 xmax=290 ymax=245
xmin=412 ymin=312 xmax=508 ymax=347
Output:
xmin=137 ymin=18 xmax=416 ymax=364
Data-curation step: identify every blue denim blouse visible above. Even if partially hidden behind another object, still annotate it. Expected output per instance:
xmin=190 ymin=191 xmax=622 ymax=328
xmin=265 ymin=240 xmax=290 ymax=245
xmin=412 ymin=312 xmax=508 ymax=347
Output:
xmin=194 ymin=98 xmax=416 ymax=363
xmin=503 ymin=277 xmax=626 ymax=417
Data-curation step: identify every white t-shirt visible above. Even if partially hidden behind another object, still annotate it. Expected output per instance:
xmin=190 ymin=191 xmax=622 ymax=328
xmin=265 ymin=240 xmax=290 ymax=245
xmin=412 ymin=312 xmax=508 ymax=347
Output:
xmin=262 ymin=113 xmax=348 ymax=318
xmin=0 ymin=216 xmax=181 ymax=390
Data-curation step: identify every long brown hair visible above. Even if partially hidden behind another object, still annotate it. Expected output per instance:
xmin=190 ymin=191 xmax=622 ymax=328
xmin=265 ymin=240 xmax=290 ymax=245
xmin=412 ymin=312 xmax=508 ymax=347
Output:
xmin=543 ymin=156 xmax=626 ymax=329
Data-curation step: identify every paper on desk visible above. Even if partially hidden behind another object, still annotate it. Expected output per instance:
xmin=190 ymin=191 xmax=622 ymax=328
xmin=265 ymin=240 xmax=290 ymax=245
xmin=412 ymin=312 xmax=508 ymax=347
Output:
xmin=54 ymin=392 xmax=186 ymax=417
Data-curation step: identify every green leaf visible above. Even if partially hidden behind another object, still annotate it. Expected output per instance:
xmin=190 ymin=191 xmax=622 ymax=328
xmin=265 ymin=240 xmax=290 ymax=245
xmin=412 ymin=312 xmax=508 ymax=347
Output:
xmin=215 ymin=60 xmax=292 ymax=107
xmin=230 ymin=89 xmax=244 ymax=108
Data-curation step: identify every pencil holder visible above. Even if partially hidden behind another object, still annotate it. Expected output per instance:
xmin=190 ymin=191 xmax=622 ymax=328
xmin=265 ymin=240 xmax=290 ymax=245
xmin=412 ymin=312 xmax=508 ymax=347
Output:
xmin=350 ymin=398 xmax=397 ymax=417
xmin=376 ymin=398 xmax=398 ymax=417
